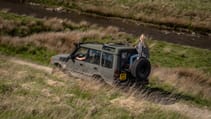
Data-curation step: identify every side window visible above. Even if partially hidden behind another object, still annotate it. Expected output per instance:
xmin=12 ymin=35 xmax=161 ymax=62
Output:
xmin=87 ymin=49 xmax=101 ymax=65
xmin=101 ymin=52 xmax=113 ymax=68
xmin=75 ymin=47 xmax=88 ymax=61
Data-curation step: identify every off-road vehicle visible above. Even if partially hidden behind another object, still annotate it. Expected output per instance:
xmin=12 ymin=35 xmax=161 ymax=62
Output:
xmin=51 ymin=43 xmax=151 ymax=86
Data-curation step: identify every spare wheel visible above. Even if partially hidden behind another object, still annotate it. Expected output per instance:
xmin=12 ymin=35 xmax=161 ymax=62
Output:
xmin=130 ymin=57 xmax=151 ymax=81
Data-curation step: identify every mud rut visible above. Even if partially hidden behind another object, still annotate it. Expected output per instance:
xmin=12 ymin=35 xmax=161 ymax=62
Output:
xmin=0 ymin=0 xmax=211 ymax=50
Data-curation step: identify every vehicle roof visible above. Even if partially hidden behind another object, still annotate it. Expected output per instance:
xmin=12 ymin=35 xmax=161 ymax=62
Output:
xmin=80 ymin=43 xmax=136 ymax=54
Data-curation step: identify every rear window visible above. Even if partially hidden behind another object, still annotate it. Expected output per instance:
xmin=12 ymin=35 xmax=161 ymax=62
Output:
xmin=120 ymin=49 xmax=137 ymax=69
xmin=101 ymin=52 xmax=113 ymax=68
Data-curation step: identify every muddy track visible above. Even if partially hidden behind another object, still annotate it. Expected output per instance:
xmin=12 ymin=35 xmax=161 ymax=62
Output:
xmin=0 ymin=0 xmax=211 ymax=50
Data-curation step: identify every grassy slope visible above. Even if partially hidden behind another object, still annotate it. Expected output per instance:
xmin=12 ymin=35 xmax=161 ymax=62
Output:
xmin=28 ymin=0 xmax=211 ymax=33
xmin=0 ymin=11 xmax=211 ymax=108
xmin=148 ymin=39 xmax=211 ymax=74
xmin=0 ymin=56 xmax=187 ymax=119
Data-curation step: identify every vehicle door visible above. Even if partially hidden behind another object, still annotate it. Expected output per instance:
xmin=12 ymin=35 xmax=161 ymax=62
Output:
xmin=83 ymin=49 xmax=101 ymax=76
xmin=66 ymin=47 xmax=88 ymax=74
xmin=99 ymin=52 xmax=114 ymax=84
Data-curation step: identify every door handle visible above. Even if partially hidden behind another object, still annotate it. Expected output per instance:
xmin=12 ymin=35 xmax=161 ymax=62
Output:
xmin=94 ymin=67 xmax=97 ymax=70
xmin=80 ymin=63 xmax=83 ymax=66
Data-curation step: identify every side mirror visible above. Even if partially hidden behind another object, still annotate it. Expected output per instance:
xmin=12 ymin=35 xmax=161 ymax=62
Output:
xmin=70 ymin=54 xmax=75 ymax=62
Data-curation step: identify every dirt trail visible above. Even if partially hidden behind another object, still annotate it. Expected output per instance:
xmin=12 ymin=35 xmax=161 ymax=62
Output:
xmin=10 ymin=59 xmax=52 ymax=73
xmin=10 ymin=58 xmax=211 ymax=119
xmin=0 ymin=0 xmax=211 ymax=50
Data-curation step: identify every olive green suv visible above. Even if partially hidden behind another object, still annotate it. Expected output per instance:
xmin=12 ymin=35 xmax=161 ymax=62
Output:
xmin=51 ymin=43 xmax=151 ymax=85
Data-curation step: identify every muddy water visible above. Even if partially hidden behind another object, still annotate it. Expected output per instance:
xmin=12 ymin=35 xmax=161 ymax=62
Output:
xmin=0 ymin=0 xmax=210 ymax=50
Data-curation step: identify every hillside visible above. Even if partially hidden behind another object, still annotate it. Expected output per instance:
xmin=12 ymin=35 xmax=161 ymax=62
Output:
xmin=0 ymin=4 xmax=211 ymax=119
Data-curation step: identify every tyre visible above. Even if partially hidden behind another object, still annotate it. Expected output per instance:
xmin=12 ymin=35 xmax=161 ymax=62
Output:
xmin=130 ymin=57 xmax=151 ymax=81
xmin=52 ymin=63 xmax=66 ymax=73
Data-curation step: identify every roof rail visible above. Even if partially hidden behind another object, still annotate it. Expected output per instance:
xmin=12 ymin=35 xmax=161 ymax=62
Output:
xmin=79 ymin=42 xmax=104 ymax=45
xmin=73 ymin=41 xmax=104 ymax=48
xmin=104 ymin=42 xmax=130 ymax=47
xmin=74 ymin=42 xmax=129 ymax=48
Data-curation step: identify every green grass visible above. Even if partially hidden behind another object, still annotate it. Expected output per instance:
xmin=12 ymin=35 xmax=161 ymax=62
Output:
xmin=0 ymin=111 xmax=49 ymax=119
xmin=28 ymin=0 xmax=211 ymax=32
xmin=0 ymin=44 xmax=56 ymax=65
xmin=148 ymin=39 xmax=211 ymax=74
xmin=0 ymin=11 xmax=40 ymax=21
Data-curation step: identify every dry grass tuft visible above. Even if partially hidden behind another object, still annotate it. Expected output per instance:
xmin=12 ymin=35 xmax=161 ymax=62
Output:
xmin=46 ymin=79 xmax=65 ymax=87
xmin=175 ymin=68 xmax=211 ymax=85
xmin=43 ymin=18 xmax=64 ymax=31
xmin=151 ymin=67 xmax=211 ymax=100
xmin=0 ymin=19 xmax=18 ymax=32
xmin=104 ymin=26 xmax=119 ymax=34
xmin=110 ymin=96 xmax=147 ymax=115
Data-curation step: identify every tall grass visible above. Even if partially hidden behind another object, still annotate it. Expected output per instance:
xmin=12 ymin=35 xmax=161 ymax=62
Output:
xmin=150 ymin=67 xmax=211 ymax=107
xmin=0 ymin=57 xmax=188 ymax=119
